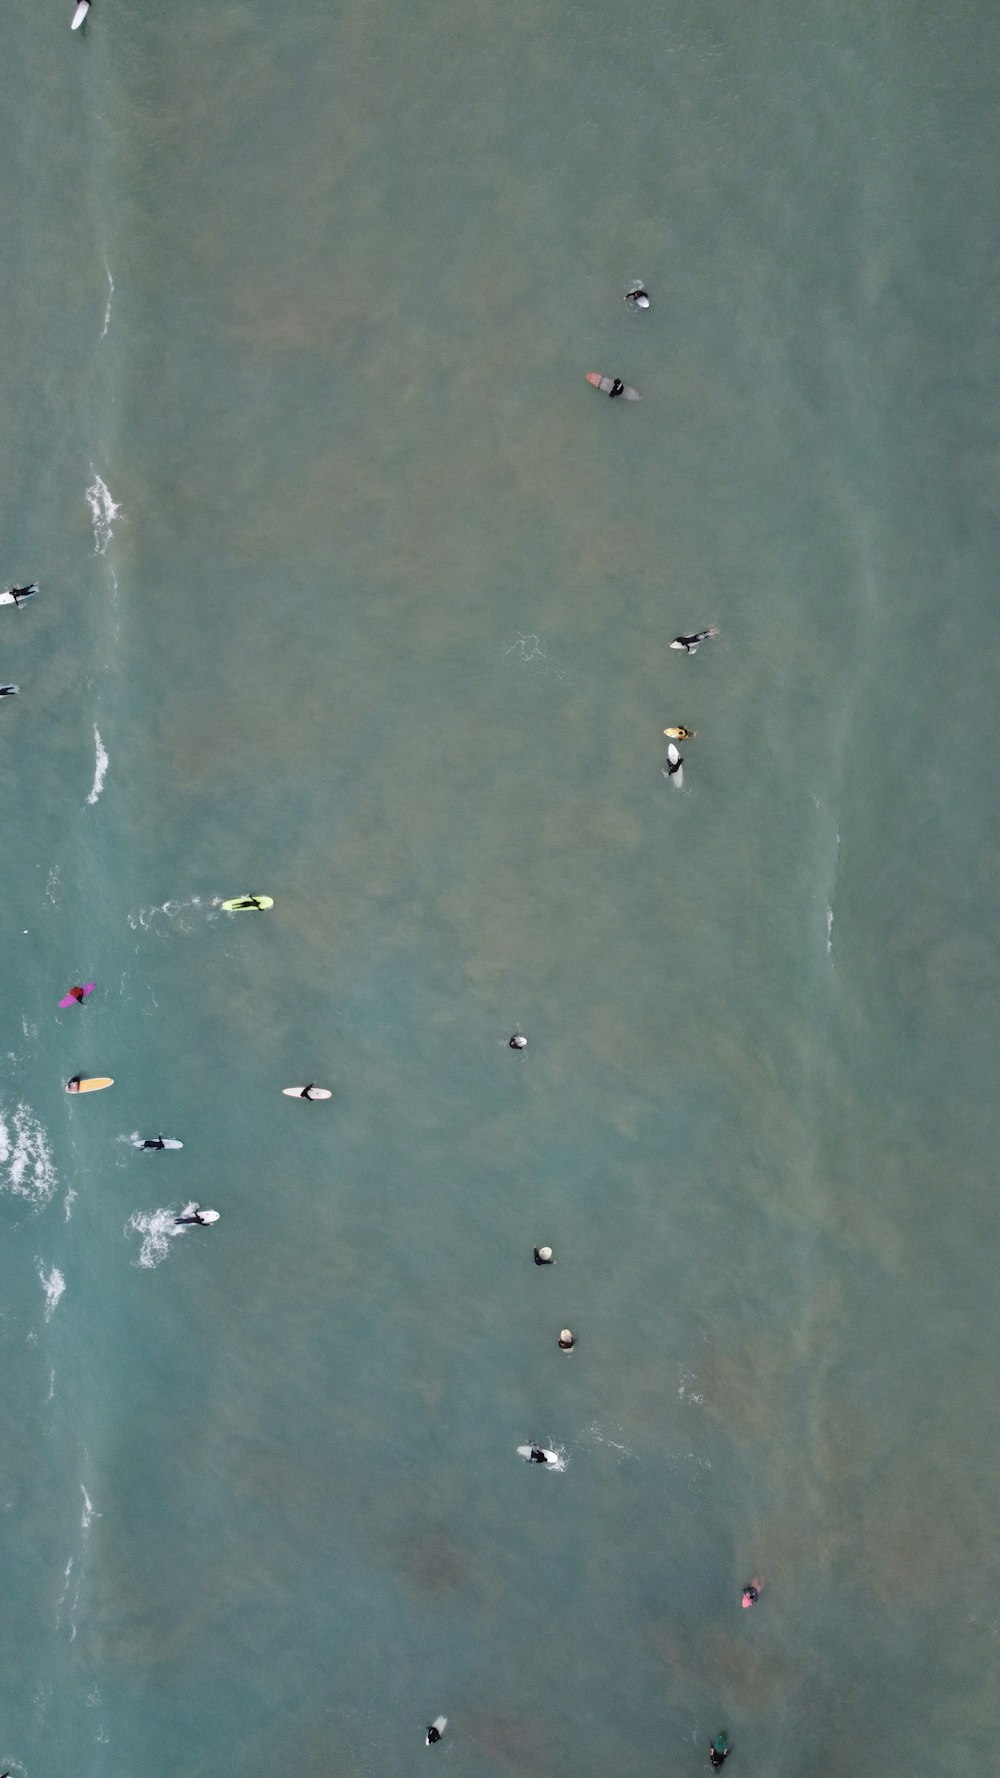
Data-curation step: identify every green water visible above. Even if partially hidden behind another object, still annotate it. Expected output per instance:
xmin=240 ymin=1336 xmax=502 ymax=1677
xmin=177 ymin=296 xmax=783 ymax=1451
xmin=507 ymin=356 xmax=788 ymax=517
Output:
xmin=1 ymin=1 xmax=999 ymax=1773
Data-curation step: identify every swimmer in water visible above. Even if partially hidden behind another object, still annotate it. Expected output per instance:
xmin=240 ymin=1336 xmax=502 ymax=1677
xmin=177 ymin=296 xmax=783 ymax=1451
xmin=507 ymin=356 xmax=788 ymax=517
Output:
xmin=663 ymin=726 xmax=695 ymax=740
xmin=709 ymin=1732 xmax=730 ymax=1768
xmin=174 ymin=1205 xmax=219 ymax=1227
xmin=741 ymin=1576 xmax=764 ymax=1608
xmin=425 ymin=1717 xmax=447 ymax=1745
xmin=670 ymin=628 xmax=718 ymax=654
xmin=140 ymin=1138 xmax=167 ymax=1150
xmin=534 ymin=1245 xmax=555 ymax=1265
xmin=509 ymin=1033 xmax=527 ymax=1050
xmin=624 ymin=285 xmax=650 ymax=309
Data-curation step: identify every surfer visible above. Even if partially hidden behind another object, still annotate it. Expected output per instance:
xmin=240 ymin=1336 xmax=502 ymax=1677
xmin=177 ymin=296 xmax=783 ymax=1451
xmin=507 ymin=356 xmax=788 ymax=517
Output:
xmin=0 ymin=684 xmax=18 ymax=696
xmin=534 ymin=1245 xmax=555 ymax=1265
xmin=241 ymin=895 xmax=264 ymax=910
xmin=298 ymin=1084 xmax=324 ymax=1100
xmin=425 ymin=1718 xmax=446 ymax=1746
xmin=670 ymin=628 xmax=718 ymax=654
xmin=664 ymin=744 xmax=683 ymax=778
xmin=709 ymin=1732 xmax=730 ymax=1768
xmin=558 ymin=1329 xmax=576 ymax=1350
xmin=509 ymin=1033 xmax=527 ymax=1050
xmin=174 ymin=1205 xmax=218 ymax=1227
xmin=527 ymin=1446 xmax=550 ymax=1464
xmin=663 ymin=726 xmax=694 ymax=740
xmin=741 ymin=1577 xmax=763 ymax=1608
xmin=140 ymin=1138 xmax=166 ymax=1150
xmin=65 ymin=1077 xmax=81 ymax=1094
xmin=607 ymin=377 xmax=626 ymax=398
xmin=8 ymin=584 xmax=38 ymax=607
xmin=67 ymin=986 xmax=87 ymax=1004
xmin=624 ymin=286 xmax=650 ymax=309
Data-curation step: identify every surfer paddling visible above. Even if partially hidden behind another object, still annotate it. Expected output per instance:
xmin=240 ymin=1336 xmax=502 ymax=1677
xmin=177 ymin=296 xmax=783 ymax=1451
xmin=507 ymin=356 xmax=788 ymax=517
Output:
xmin=140 ymin=1138 xmax=166 ymax=1150
xmin=586 ymin=372 xmax=641 ymax=400
xmin=509 ymin=1033 xmax=527 ymax=1050
xmin=741 ymin=1576 xmax=764 ymax=1608
xmin=709 ymin=1732 xmax=731 ymax=1768
xmin=624 ymin=284 xmax=650 ymax=309
xmin=174 ymin=1204 xmax=219 ymax=1227
xmin=425 ymin=1718 xmax=447 ymax=1746
xmin=0 ymin=684 xmax=18 ymax=696
xmin=670 ymin=628 xmax=718 ymax=654
xmin=5 ymin=583 xmax=38 ymax=608
xmin=663 ymin=742 xmax=684 ymax=785
xmin=534 ymin=1245 xmax=555 ymax=1265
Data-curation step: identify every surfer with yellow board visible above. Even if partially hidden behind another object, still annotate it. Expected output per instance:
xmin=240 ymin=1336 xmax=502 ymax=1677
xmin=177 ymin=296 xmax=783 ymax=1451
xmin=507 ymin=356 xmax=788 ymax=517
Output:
xmin=66 ymin=1075 xmax=113 ymax=1094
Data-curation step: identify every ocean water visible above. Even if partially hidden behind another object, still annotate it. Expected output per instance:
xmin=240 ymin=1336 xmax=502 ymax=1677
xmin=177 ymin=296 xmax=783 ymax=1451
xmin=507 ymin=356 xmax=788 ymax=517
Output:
xmin=1 ymin=0 xmax=999 ymax=1773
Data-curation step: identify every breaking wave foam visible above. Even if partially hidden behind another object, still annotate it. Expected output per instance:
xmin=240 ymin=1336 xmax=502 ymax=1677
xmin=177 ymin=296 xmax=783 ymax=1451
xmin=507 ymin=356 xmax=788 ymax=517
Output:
xmin=127 ymin=1206 xmax=189 ymax=1268
xmin=86 ymin=726 xmax=109 ymax=805
xmin=0 ymin=1103 xmax=57 ymax=1208
xmin=36 ymin=1261 xmax=66 ymax=1321
xmin=86 ymin=473 xmax=122 ymax=556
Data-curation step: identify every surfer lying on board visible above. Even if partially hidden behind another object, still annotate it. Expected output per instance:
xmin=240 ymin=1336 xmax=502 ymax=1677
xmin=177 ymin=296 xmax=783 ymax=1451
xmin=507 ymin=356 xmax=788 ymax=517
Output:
xmin=670 ymin=628 xmax=718 ymax=654
xmin=8 ymin=584 xmax=38 ymax=607
xmin=709 ymin=1732 xmax=730 ymax=1768
xmin=174 ymin=1204 xmax=219 ymax=1226
xmin=0 ymin=684 xmax=18 ymax=696
xmin=425 ymin=1718 xmax=447 ymax=1746
xmin=624 ymin=285 xmax=650 ymax=309
xmin=140 ymin=1138 xmax=166 ymax=1150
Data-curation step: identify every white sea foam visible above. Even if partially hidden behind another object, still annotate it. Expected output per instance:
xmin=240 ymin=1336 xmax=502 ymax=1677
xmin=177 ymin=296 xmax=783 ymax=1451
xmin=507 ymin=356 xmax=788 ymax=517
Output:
xmin=101 ymin=263 xmax=114 ymax=337
xmin=21 ymin=1013 xmax=37 ymax=1041
xmin=586 ymin=1421 xmax=634 ymax=1460
xmin=45 ymin=1367 xmax=56 ymax=1402
xmin=86 ymin=725 xmax=109 ymax=805
xmin=85 ymin=472 xmax=122 ymax=555
xmin=826 ymin=903 xmax=834 ymax=954
xmin=64 ymin=1185 xmax=77 ymax=1221
xmin=0 ymin=1103 xmax=57 ymax=1208
xmin=81 ymin=1485 xmax=98 ymax=1531
xmin=45 ymin=864 xmax=61 ymax=904
xmin=37 ymin=1261 xmax=65 ymax=1321
xmin=127 ymin=1205 xmax=186 ymax=1268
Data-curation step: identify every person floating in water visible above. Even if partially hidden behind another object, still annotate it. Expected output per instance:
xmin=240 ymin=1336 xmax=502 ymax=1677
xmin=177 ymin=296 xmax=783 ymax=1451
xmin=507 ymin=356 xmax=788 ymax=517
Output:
xmin=534 ymin=1245 xmax=555 ymax=1265
xmin=709 ymin=1731 xmax=730 ymax=1768
xmin=425 ymin=1717 xmax=447 ymax=1746
xmin=741 ymin=1576 xmax=763 ymax=1608
xmin=241 ymin=895 xmax=265 ymax=910
xmin=670 ymin=628 xmax=718 ymax=654
xmin=509 ymin=1033 xmax=527 ymax=1050
xmin=624 ymin=285 xmax=650 ymax=309
xmin=140 ymin=1138 xmax=166 ymax=1150
xmin=174 ymin=1204 xmax=219 ymax=1226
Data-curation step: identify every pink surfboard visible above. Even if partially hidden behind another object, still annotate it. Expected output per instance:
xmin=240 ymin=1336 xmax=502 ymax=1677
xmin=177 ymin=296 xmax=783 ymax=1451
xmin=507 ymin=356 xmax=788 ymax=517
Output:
xmin=59 ymin=984 xmax=95 ymax=1008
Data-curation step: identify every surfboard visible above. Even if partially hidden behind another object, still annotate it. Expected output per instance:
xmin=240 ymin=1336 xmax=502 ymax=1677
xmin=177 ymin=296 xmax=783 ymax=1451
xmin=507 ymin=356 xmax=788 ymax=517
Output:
xmin=517 ymin=1445 xmax=560 ymax=1465
xmin=132 ymin=1138 xmax=183 ymax=1150
xmin=282 ymin=1086 xmax=333 ymax=1100
xmin=67 ymin=1076 xmax=113 ymax=1093
xmin=59 ymin=984 xmax=96 ymax=1008
xmin=0 ymin=585 xmax=37 ymax=606
xmin=71 ymin=1 xmax=90 ymax=27
xmin=585 ymin=372 xmax=641 ymax=400
xmin=222 ymin=895 xmax=273 ymax=912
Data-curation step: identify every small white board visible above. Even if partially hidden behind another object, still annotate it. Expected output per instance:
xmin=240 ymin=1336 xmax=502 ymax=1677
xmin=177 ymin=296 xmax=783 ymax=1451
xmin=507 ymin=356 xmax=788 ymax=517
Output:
xmin=517 ymin=1445 xmax=560 ymax=1466
xmin=71 ymin=1 xmax=90 ymax=28
xmin=282 ymin=1086 xmax=332 ymax=1100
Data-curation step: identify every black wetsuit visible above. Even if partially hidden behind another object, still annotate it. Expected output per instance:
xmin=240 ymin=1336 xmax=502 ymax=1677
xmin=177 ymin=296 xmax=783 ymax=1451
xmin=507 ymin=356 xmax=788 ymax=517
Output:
xmin=608 ymin=378 xmax=625 ymax=398
xmin=665 ymin=753 xmax=683 ymax=776
xmin=529 ymin=1447 xmax=548 ymax=1464
xmin=142 ymin=1139 xmax=166 ymax=1150
xmin=426 ymin=1728 xmax=441 ymax=1744
xmin=534 ymin=1248 xmax=554 ymax=1265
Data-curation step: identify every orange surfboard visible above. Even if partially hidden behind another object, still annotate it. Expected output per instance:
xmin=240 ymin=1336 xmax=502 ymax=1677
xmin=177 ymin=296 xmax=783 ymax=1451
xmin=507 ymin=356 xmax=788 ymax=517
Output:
xmin=66 ymin=1076 xmax=114 ymax=1094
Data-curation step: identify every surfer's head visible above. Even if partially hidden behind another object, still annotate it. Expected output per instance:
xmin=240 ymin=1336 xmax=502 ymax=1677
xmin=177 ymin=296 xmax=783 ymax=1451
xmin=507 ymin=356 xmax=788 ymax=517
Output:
xmin=66 ymin=1077 xmax=81 ymax=1093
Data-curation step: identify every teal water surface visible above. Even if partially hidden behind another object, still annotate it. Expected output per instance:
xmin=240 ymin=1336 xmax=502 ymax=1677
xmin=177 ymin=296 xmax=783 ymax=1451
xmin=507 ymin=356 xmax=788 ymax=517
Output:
xmin=1 ymin=2 xmax=999 ymax=1775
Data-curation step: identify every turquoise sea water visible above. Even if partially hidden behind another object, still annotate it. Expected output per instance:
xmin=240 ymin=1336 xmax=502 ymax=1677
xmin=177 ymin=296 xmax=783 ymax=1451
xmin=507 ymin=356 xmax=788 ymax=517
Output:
xmin=2 ymin=1 xmax=1000 ymax=1773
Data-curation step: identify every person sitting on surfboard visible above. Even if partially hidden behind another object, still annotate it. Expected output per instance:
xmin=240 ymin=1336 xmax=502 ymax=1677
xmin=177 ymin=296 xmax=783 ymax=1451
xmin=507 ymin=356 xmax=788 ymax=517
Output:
xmin=670 ymin=628 xmax=718 ymax=654
xmin=664 ymin=745 xmax=683 ymax=778
xmin=608 ymin=378 xmax=625 ymax=398
xmin=527 ymin=1446 xmax=550 ymax=1464
xmin=624 ymin=285 xmax=650 ymax=309
xmin=67 ymin=985 xmax=87 ymax=1003
xmin=140 ymin=1138 xmax=166 ymax=1150
xmin=425 ymin=1718 xmax=446 ymax=1746
xmin=509 ymin=1033 xmax=527 ymax=1050
xmin=709 ymin=1732 xmax=730 ymax=1768
xmin=534 ymin=1245 xmax=555 ymax=1265
xmin=66 ymin=1077 xmax=81 ymax=1093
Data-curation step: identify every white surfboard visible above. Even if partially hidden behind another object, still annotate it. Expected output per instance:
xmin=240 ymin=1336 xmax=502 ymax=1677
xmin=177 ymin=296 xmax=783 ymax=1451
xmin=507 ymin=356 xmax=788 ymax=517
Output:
xmin=664 ymin=742 xmax=684 ymax=788
xmin=71 ymin=1 xmax=90 ymax=28
xmin=517 ymin=1445 xmax=560 ymax=1466
xmin=282 ymin=1086 xmax=332 ymax=1100
xmin=0 ymin=585 xmax=37 ymax=607
xmin=133 ymin=1138 xmax=184 ymax=1150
